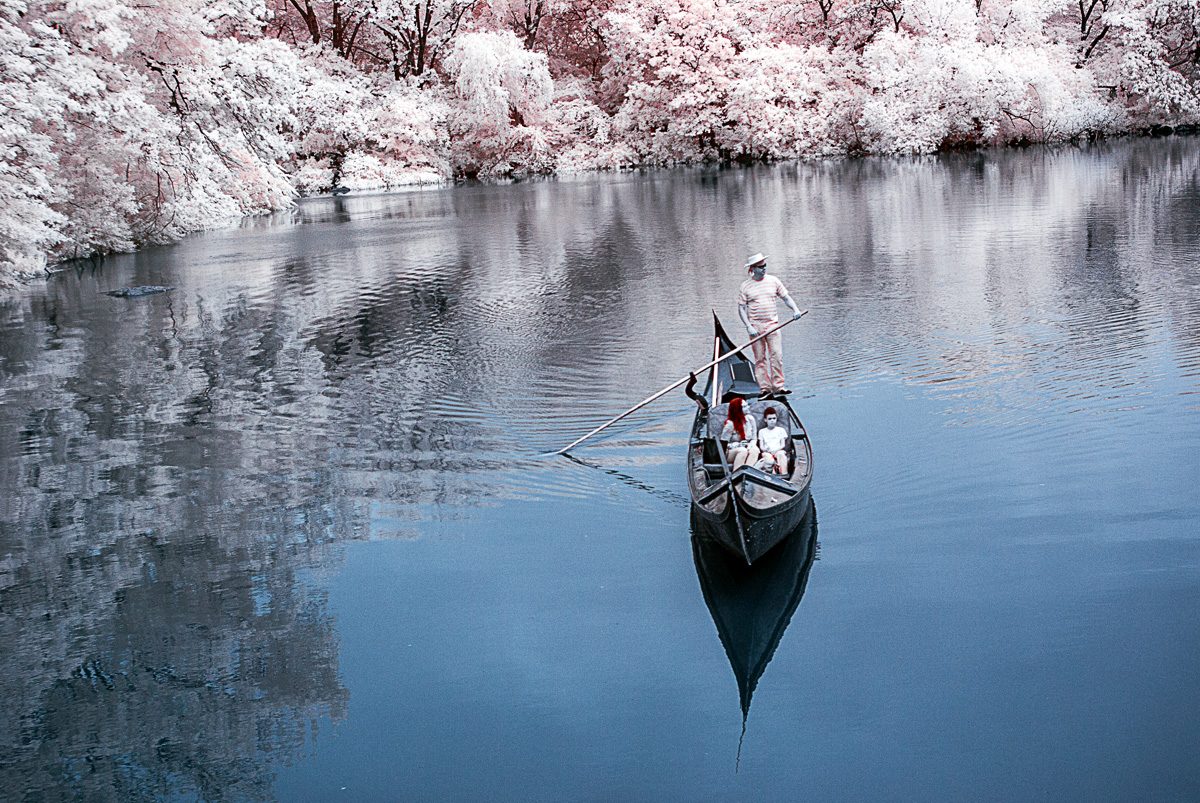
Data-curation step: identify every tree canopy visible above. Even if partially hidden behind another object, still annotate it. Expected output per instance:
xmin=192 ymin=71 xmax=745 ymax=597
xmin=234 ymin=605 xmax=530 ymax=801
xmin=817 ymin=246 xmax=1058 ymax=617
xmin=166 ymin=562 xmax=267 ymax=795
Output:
xmin=3 ymin=0 xmax=1199 ymax=283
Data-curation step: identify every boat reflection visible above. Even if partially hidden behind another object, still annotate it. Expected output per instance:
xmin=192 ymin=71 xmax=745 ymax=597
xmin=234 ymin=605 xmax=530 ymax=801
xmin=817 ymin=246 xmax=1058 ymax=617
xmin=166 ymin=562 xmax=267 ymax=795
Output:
xmin=691 ymin=498 xmax=818 ymax=734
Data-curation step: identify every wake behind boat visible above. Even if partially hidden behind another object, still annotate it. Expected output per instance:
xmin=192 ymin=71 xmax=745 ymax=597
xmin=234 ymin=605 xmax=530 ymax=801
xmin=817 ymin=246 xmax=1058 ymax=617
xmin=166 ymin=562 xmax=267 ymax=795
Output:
xmin=686 ymin=315 xmax=815 ymax=564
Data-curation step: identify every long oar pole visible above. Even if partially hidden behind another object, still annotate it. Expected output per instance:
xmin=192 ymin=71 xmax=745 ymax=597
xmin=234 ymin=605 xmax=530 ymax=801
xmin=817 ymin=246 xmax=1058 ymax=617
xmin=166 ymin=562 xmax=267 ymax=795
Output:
xmin=555 ymin=310 xmax=808 ymax=455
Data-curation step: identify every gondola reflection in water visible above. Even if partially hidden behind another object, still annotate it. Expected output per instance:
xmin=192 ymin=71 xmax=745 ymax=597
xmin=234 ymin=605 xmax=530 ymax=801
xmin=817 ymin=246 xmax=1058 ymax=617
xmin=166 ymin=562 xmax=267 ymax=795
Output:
xmin=692 ymin=499 xmax=819 ymax=759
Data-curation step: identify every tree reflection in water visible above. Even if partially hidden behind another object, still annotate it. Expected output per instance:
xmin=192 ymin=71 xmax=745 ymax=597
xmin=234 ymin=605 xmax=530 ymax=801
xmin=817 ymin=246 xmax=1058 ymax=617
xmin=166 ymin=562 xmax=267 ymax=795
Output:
xmin=0 ymin=498 xmax=351 ymax=800
xmin=0 ymin=282 xmax=368 ymax=798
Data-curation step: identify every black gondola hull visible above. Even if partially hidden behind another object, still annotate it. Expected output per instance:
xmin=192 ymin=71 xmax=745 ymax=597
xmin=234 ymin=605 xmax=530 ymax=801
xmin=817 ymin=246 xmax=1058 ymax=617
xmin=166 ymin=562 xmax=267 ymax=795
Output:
xmin=690 ymin=480 xmax=812 ymax=564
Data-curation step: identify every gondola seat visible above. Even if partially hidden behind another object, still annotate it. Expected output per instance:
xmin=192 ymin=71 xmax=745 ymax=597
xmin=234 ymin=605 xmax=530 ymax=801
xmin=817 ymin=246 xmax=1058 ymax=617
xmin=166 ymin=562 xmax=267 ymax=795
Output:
xmin=702 ymin=401 xmax=794 ymax=478
xmin=707 ymin=401 xmax=794 ymax=438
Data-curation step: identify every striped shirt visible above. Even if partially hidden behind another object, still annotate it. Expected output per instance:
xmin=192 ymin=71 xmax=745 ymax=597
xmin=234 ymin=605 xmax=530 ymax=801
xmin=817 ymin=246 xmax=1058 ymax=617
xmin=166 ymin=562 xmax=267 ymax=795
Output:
xmin=738 ymin=274 xmax=789 ymax=322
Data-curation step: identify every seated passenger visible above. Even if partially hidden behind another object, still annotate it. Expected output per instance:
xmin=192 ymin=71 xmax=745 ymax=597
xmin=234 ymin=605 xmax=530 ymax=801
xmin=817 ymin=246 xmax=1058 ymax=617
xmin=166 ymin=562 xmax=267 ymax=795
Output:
xmin=720 ymin=397 xmax=760 ymax=470
xmin=756 ymin=407 xmax=789 ymax=475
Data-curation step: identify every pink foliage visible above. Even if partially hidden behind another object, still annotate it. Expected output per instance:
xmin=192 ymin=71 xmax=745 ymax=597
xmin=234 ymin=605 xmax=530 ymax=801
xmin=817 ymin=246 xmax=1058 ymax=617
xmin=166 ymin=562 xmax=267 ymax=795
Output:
xmin=3 ymin=0 xmax=1200 ymax=283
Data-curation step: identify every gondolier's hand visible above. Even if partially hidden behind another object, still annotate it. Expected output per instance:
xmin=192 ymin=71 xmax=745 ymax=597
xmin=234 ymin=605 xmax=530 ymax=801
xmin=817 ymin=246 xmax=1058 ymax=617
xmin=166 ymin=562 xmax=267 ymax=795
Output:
xmin=792 ymin=310 xmax=804 ymax=320
xmin=746 ymin=325 xmax=758 ymax=337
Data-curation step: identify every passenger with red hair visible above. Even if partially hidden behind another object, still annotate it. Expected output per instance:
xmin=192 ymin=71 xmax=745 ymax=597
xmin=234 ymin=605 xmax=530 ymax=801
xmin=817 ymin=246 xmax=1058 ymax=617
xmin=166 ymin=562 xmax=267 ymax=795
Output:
xmin=720 ymin=397 xmax=760 ymax=470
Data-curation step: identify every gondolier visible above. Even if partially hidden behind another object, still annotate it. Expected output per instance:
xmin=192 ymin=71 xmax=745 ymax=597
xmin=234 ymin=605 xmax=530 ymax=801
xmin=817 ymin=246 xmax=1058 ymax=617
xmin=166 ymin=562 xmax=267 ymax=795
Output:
xmin=737 ymin=253 xmax=802 ymax=398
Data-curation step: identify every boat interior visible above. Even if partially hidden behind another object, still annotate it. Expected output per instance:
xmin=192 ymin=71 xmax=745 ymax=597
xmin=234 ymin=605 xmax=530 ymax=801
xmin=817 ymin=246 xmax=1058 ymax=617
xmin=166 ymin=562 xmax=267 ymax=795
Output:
xmin=690 ymin=397 xmax=812 ymax=511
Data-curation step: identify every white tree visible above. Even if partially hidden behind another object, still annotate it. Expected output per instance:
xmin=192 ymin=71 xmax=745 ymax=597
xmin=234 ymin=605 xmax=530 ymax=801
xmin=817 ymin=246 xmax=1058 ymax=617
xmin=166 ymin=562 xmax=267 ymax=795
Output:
xmin=603 ymin=0 xmax=751 ymax=162
xmin=481 ymin=0 xmax=571 ymax=48
xmin=372 ymin=0 xmax=479 ymax=77
xmin=0 ymin=0 xmax=304 ymax=283
xmin=1105 ymin=0 xmax=1200 ymax=120
xmin=444 ymin=30 xmax=555 ymax=175
xmin=0 ymin=0 xmax=71 ymax=283
xmin=723 ymin=44 xmax=853 ymax=159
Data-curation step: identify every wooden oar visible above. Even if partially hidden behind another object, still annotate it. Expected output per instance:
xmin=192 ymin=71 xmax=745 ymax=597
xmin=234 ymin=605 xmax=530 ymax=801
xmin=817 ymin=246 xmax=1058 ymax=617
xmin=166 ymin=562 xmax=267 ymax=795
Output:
xmin=555 ymin=310 xmax=808 ymax=455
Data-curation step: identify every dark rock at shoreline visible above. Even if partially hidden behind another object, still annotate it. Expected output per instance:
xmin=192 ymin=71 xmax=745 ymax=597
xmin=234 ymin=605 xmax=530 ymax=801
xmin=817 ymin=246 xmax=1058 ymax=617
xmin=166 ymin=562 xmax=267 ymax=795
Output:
xmin=1145 ymin=124 xmax=1175 ymax=137
xmin=104 ymin=285 xmax=173 ymax=298
xmin=331 ymin=186 xmax=350 ymax=195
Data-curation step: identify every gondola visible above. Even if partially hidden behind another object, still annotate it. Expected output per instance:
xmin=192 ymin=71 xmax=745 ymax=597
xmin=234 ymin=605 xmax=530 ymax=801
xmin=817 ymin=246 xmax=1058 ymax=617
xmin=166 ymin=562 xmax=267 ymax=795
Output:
xmin=686 ymin=314 xmax=814 ymax=565
xmin=691 ymin=499 xmax=818 ymax=724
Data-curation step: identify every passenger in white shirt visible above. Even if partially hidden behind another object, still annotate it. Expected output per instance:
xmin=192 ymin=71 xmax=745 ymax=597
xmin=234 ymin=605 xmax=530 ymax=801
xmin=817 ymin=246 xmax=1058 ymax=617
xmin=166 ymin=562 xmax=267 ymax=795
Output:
xmin=756 ymin=407 xmax=789 ymax=475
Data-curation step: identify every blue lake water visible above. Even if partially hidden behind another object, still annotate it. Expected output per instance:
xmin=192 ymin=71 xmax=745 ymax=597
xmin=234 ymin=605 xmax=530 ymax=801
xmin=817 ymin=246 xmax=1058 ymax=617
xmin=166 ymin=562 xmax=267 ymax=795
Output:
xmin=1 ymin=139 xmax=1198 ymax=800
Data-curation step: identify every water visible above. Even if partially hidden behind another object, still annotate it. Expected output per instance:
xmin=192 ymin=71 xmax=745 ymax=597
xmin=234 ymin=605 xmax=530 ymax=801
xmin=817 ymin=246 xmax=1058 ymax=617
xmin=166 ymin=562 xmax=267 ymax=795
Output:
xmin=2 ymin=139 xmax=1199 ymax=800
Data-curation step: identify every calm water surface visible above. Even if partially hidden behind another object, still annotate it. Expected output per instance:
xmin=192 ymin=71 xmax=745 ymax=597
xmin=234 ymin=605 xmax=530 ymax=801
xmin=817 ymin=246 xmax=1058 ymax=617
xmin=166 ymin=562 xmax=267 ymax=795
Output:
xmin=2 ymin=139 xmax=1199 ymax=801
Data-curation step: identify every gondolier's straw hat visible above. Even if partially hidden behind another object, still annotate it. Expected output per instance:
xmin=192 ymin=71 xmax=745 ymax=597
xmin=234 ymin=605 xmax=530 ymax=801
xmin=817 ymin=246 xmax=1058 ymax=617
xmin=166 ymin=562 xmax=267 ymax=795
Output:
xmin=744 ymin=253 xmax=767 ymax=269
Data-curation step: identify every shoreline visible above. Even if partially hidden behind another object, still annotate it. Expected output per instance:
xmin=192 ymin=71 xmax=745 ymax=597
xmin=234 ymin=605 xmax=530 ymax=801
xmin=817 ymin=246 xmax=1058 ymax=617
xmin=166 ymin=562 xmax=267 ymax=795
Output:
xmin=11 ymin=129 xmax=1196 ymax=298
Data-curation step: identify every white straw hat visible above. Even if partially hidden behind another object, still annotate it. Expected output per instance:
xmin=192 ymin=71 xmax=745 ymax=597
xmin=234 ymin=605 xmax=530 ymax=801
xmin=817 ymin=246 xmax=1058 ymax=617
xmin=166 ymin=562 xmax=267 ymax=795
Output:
xmin=744 ymin=253 xmax=767 ymax=269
